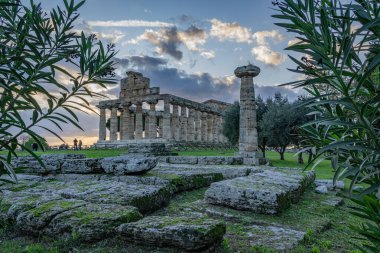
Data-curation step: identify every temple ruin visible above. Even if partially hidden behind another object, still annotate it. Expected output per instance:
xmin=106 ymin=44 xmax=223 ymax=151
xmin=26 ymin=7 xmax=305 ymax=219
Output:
xmin=96 ymin=71 xmax=230 ymax=147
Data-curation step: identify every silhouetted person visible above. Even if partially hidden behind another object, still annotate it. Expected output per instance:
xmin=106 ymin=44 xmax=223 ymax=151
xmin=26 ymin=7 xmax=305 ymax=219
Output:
xmin=73 ymin=138 xmax=78 ymax=150
xmin=78 ymin=139 xmax=82 ymax=150
xmin=32 ymin=142 xmax=38 ymax=151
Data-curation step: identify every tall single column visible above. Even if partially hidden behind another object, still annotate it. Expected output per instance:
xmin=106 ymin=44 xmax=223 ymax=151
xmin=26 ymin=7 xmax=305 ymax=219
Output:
xmin=187 ymin=108 xmax=195 ymax=142
xmin=148 ymin=101 xmax=157 ymax=139
xmin=172 ymin=104 xmax=180 ymax=141
xmin=135 ymin=102 xmax=143 ymax=139
xmin=235 ymin=64 xmax=260 ymax=156
xmin=179 ymin=106 xmax=187 ymax=141
xmin=194 ymin=110 xmax=201 ymax=142
xmin=201 ymin=111 xmax=208 ymax=142
xmin=98 ymin=106 xmax=106 ymax=141
xmin=162 ymin=100 xmax=172 ymax=139
xmin=110 ymin=107 xmax=118 ymax=141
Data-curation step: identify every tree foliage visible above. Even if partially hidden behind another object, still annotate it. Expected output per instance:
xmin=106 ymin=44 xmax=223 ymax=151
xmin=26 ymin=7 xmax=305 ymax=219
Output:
xmin=273 ymin=0 xmax=380 ymax=250
xmin=24 ymin=136 xmax=48 ymax=151
xmin=222 ymin=101 xmax=240 ymax=145
xmin=0 ymin=0 xmax=117 ymax=183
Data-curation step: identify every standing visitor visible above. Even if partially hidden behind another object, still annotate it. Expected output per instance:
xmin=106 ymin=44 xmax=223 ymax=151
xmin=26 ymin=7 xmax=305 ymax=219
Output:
xmin=73 ymin=138 xmax=78 ymax=150
xmin=78 ymin=139 xmax=82 ymax=150
xmin=32 ymin=142 xmax=38 ymax=151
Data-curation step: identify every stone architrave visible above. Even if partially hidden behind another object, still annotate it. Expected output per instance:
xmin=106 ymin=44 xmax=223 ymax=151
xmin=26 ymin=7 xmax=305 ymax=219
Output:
xmin=148 ymin=101 xmax=157 ymax=139
xmin=179 ymin=106 xmax=187 ymax=141
xmin=110 ymin=107 xmax=118 ymax=141
xmin=135 ymin=103 xmax=143 ymax=139
xmin=201 ymin=111 xmax=208 ymax=142
xmin=187 ymin=108 xmax=195 ymax=142
xmin=234 ymin=64 xmax=260 ymax=158
xmin=162 ymin=100 xmax=172 ymax=140
xmin=172 ymin=104 xmax=180 ymax=141
xmin=98 ymin=106 xmax=106 ymax=141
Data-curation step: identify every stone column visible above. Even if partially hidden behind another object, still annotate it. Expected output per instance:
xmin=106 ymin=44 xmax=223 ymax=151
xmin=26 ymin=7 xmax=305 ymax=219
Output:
xmin=135 ymin=102 xmax=143 ymax=139
xmin=187 ymin=108 xmax=195 ymax=142
xmin=122 ymin=103 xmax=133 ymax=140
xmin=218 ymin=116 xmax=224 ymax=143
xmin=98 ymin=106 xmax=106 ymax=141
xmin=162 ymin=100 xmax=172 ymax=140
xmin=158 ymin=117 xmax=163 ymax=137
xmin=148 ymin=101 xmax=157 ymax=139
xmin=213 ymin=114 xmax=219 ymax=142
xmin=207 ymin=113 xmax=214 ymax=142
xmin=172 ymin=104 xmax=180 ymax=141
xmin=119 ymin=109 xmax=124 ymax=140
xmin=110 ymin=107 xmax=118 ymax=141
xmin=179 ymin=106 xmax=187 ymax=141
xmin=201 ymin=111 xmax=208 ymax=142
xmin=235 ymin=64 xmax=260 ymax=157
xmin=194 ymin=110 xmax=201 ymax=142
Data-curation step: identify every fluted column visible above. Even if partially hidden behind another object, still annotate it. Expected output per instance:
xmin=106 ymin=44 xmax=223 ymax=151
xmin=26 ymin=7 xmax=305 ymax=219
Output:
xmin=98 ymin=107 xmax=106 ymax=141
xmin=194 ymin=110 xmax=201 ymax=142
xmin=172 ymin=104 xmax=180 ymax=141
xmin=235 ymin=64 xmax=260 ymax=156
xmin=135 ymin=102 xmax=143 ymax=139
xmin=201 ymin=111 xmax=208 ymax=142
xmin=122 ymin=103 xmax=132 ymax=140
xmin=213 ymin=114 xmax=219 ymax=142
xmin=148 ymin=101 xmax=157 ymax=139
xmin=187 ymin=108 xmax=195 ymax=142
xmin=179 ymin=106 xmax=187 ymax=141
xmin=207 ymin=113 xmax=214 ymax=142
xmin=119 ymin=109 xmax=124 ymax=140
xmin=110 ymin=107 xmax=118 ymax=141
xmin=162 ymin=100 xmax=172 ymax=140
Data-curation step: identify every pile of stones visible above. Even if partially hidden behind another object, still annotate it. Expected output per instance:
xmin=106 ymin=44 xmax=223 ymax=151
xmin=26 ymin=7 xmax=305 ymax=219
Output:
xmin=1 ymin=146 xmax=319 ymax=251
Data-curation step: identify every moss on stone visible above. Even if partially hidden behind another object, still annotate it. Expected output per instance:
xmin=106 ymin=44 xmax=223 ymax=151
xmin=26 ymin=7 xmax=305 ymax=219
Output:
xmin=32 ymin=200 xmax=78 ymax=217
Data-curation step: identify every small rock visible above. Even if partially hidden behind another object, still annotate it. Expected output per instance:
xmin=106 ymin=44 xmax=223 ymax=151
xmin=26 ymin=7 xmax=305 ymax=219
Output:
xmin=101 ymin=155 xmax=158 ymax=175
xmin=315 ymin=180 xmax=345 ymax=190
xmin=315 ymin=185 xmax=328 ymax=194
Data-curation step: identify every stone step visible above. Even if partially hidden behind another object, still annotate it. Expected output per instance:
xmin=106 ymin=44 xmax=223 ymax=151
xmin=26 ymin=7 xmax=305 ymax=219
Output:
xmin=204 ymin=168 xmax=315 ymax=215
xmin=117 ymin=215 xmax=226 ymax=251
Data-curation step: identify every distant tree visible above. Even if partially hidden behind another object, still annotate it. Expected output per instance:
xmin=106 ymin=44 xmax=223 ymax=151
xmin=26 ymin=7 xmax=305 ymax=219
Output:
xmin=222 ymin=102 xmax=240 ymax=145
xmin=0 ymin=0 xmax=117 ymax=183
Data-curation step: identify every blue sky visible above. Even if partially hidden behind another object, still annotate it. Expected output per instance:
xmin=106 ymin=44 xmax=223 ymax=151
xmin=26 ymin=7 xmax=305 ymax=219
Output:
xmin=31 ymin=0 xmax=304 ymax=145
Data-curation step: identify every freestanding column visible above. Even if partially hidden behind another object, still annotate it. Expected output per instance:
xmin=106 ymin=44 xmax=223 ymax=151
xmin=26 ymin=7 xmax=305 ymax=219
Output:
xmin=172 ymin=104 xmax=180 ymax=141
xmin=148 ymin=101 xmax=157 ymax=139
xmin=201 ymin=111 xmax=208 ymax=142
xmin=110 ymin=107 xmax=118 ymax=141
xmin=194 ymin=110 xmax=201 ymax=142
xmin=98 ymin=106 xmax=106 ymax=141
xmin=162 ymin=100 xmax=172 ymax=140
xmin=179 ymin=106 xmax=187 ymax=141
xmin=135 ymin=102 xmax=143 ymax=139
xmin=187 ymin=108 xmax=195 ymax=142
xmin=234 ymin=64 xmax=260 ymax=158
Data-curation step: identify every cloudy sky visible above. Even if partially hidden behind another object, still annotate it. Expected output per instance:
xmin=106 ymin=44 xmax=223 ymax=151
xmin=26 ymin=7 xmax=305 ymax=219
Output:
xmin=33 ymin=0 xmax=304 ymax=145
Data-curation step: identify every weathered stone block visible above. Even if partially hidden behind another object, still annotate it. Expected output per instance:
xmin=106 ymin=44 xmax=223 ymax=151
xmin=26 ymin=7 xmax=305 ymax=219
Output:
xmin=101 ymin=155 xmax=158 ymax=175
xmin=204 ymin=168 xmax=315 ymax=214
xmin=128 ymin=143 xmax=170 ymax=156
xmin=315 ymin=179 xmax=345 ymax=190
xmin=40 ymin=154 xmax=86 ymax=160
xmin=167 ymin=156 xmax=198 ymax=164
xmin=61 ymin=158 xmax=103 ymax=174
xmin=117 ymin=216 xmax=226 ymax=251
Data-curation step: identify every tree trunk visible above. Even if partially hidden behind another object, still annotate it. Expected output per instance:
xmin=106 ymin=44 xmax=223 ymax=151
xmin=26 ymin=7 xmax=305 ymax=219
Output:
xmin=280 ymin=152 xmax=285 ymax=160
xmin=298 ymin=152 xmax=304 ymax=164
xmin=259 ymin=145 xmax=266 ymax=158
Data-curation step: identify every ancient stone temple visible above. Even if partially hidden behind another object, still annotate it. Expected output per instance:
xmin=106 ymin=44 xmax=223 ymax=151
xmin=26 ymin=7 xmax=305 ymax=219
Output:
xmin=96 ymin=71 xmax=229 ymax=147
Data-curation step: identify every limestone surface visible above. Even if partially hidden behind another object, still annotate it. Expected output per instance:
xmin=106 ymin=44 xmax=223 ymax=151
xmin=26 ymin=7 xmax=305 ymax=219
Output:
xmin=117 ymin=216 xmax=226 ymax=251
xmin=61 ymin=158 xmax=103 ymax=174
xmin=101 ymin=155 xmax=158 ymax=175
xmin=204 ymin=168 xmax=315 ymax=214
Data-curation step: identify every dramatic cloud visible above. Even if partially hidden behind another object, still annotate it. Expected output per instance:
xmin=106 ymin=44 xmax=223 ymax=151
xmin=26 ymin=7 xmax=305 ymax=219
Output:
xmin=251 ymin=45 xmax=285 ymax=66
xmin=210 ymin=18 xmax=253 ymax=43
xmin=74 ymin=20 xmax=125 ymax=43
xmin=253 ymin=30 xmax=285 ymax=46
xmin=129 ymin=25 xmax=212 ymax=60
xmin=87 ymin=20 xmax=174 ymax=28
